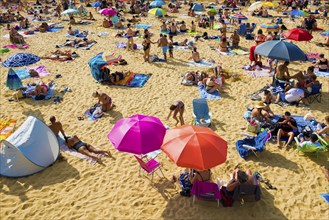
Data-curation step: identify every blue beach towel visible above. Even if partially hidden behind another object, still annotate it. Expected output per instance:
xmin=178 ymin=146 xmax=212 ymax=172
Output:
xmin=320 ymin=194 xmax=329 ymax=204
xmin=129 ymin=74 xmax=151 ymax=87
xmin=66 ymin=29 xmax=88 ymax=38
xmin=271 ymin=115 xmax=317 ymax=132
xmin=48 ymin=27 xmax=64 ymax=32
xmin=31 ymin=83 xmax=56 ymax=101
xmin=15 ymin=69 xmax=30 ymax=80
xmin=135 ymin=24 xmax=152 ymax=29
xmin=314 ymin=70 xmax=329 ymax=78
xmin=198 ymin=85 xmax=221 ymax=100
xmin=188 ymin=60 xmax=214 ymax=68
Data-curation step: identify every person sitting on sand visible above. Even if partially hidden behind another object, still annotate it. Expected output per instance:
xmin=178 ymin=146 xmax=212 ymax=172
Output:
xmin=276 ymin=111 xmax=298 ymax=148
xmin=316 ymin=116 xmax=329 ymax=141
xmin=298 ymin=133 xmax=321 ymax=147
xmin=189 ymin=169 xmax=211 ymax=184
xmin=92 ymin=91 xmax=114 ymax=112
xmin=251 ymin=101 xmax=271 ymax=123
xmin=160 ymin=21 xmax=168 ymax=32
xmin=67 ymin=25 xmax=75 ymax=35
xmin=87 ymin=12 xmax=95 ymax=20
xmin=66 ymin=135 xmax=109 ymax=163
xmin=169 ymin=22 xmax=178 ymax=35
xmin=39 ymin=22 xmax=50 ymax=32
xmin=180 ymin=21 xmax=187 ymax=32
xmin=189 ymin=47 xmax=202 ymax=63
xmin=262 ymin=90 xmax=275 ymax=118
xmin=103 ymin=17 xmax=109 ymax=28
xmin=275 ymin=82 xmax=305 ymax=104
xmin=116 ymin=19 xmax=123 ymax=29
xmin=230 ymin=30 xmax=240 ymax=49
xmin=69 ymin=15 xmax=76 ymax=25
xmin=275 ymin=61 xmax=290 ymax=81
xmin=48 ymin=116 xmax=68 ymax=141
xmin=167 ymin=100 xmax=185 ymax=126
xmin=191 ymin=21 xmax=196 ymax=32
xmin=9 ymin=27 xmax=25 ymax=44
xmin=219 ymin=37 xmax=228 ymax=52
xmin=315 ymin=53 xmax=328 ymax=72
xmin=226 ymin=167 xmax=257 ymax=192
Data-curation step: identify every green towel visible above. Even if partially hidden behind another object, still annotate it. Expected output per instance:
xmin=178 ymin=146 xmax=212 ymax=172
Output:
xmin=231 ymin=49 xmax=249 ymax=55
xmin=0 ymin=48 xmax=10 ymax=55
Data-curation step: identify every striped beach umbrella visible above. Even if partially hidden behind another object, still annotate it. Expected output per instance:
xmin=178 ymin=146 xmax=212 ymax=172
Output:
xmin=102 ymin=52 xmax=122 ymax=64
xmin=260 ymin=23 xmax=279 ymax=32
xmin=231 ymin=13 xmax=248 ymax=20
xmin=148 ymin=8 xmax=167 ymax=16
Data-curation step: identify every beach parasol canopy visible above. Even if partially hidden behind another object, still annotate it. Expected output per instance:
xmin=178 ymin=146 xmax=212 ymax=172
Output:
xmin=290 ymin=10 xmax=309 ymax=17
xmin=255 ymin=40 xmax=306 ymax=61
xmin=260 ymin=23 xmax=279 ymax=32
xmin=2 ymin=53 xmax=40 ymax=68
xmin=91 ymin=1 xmax=101 ymax=7
xmin=161 ymin=125 xmax=228 ymax=170
xmin=99 ymin=8 xmax=117 ymax=16
xmin=192 ymin=3 xmax=203 ymax=11
xmin=231 ymin=13 xmax=248 ymax=20
xmin=262 ymin=2 xmax=278 ymax=8
xmin=320 ymin=30 xmax=329 ymax=37
xmin=107 ymin=114 xmax=166 ymax=155
xmin=102 ymin=52 xmax=122 ymax=64
xmin=207 ymin=8 xmax=217 ymax=15
xmin=283 ymin=28 xmax=313 ymax=41
xmin=148 ymin=8 xmax=167 ymax=16
xmin=248 ymin=1 xmax=278 ymax=11
xmin=61 ymin=8 xmax=79 ymax=15
xmin=150 ymin=0 xmax=165 ymax=7
xmin=6 ymin=68 xmax=23 ymax=90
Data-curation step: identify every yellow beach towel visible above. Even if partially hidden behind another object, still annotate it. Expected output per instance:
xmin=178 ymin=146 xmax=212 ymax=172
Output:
xmin=0 ymin=119 xmax=17 ymax=141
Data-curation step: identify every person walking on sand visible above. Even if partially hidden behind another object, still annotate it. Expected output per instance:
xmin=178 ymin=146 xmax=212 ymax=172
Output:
xmin=92 ymin=91 xmax=114 ymax=112
xmin=159 ymin=34 xmax=169 ymax=61
xmin=167 ymin=100 xmax=185 ymax=126
xmin=142 ymin=33 xmax=155 ymax=62
xmin=126 ymin=23 xmax=134 ymax=51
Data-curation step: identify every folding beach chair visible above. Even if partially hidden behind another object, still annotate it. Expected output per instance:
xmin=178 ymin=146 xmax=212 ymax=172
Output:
xmin=192 ymin=98 xmax=212 ymax=127
xmin=134 ymin=155 xmax=164 ymax=181
xmin=190 ymin=181 xmax=221 ymax=207
xmin=307 ymin=84 xmax=322 ymax=104
xmin=294 ymin=134 xmax=327 ymax=157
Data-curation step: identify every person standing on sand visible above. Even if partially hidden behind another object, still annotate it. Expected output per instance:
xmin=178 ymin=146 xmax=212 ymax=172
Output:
xmin=126 ymin=23 xmax=134 ymax=51
xmin=167 ymin=100 xmax=185 ymax=126
xmin=159 ymin=34 xmax=169 ymax=61
xmin=92 ymin=91 xmax=114 ymax=112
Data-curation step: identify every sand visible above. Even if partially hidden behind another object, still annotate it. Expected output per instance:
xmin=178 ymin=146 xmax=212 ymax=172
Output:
xmin=0 ymin=2 xmax=329 ymax=220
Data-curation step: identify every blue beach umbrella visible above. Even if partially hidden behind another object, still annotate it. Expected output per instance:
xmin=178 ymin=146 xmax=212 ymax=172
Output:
xmin=321 ymin=30 xmax=329 ymax=37
xmin=91 ymin=1 xmax=101 ymax=7
xmin=2 ymin=53 xmax=40 ymax=68
xmin=111 ymin=15 xmax=119 ymax=24
xmin=150 ymin=1 xmax=165 ymax=7
xmin=255 ymin=40 xmax=306 ymax=61
xmin=6 ymin=68 xmax=23 ymax=90
xmin=192 ymin=3 xmax=203 ymax=11
xmin=289 ymin=10 xmax=309 ymax=17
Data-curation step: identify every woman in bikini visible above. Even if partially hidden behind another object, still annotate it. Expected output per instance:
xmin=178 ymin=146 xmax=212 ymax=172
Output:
xmin=142 ymin=34 xmax=155 ymax=62
xmin=167 ymin=100 xmax=185 ymax=126
xmin=262 ymin=90 xmax=275 ymax=118
xmin=226 ymin=167 xmax=257 ymax=192
xmin=92 ymin=91 xmax=114 ymax=112
xmin=219 ymin=37 xmax=228 ymax=52
xmin=205 ymin=76 xmax=222 ymax=94
xmin=190 ymin=169 xmax=211 ymax=184
xmin=66 ymin=135 xmax=109 ymax=163
xmin=315 ymin=54 xmax=328 ymax=72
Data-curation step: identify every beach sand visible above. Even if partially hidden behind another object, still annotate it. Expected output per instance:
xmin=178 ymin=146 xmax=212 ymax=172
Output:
xmin=0 ymin=2 xmax=328 ymax=219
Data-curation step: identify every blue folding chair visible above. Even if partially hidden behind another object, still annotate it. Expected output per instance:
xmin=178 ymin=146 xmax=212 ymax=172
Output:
xmin=192 ymin=98 xmax=212 ymax=127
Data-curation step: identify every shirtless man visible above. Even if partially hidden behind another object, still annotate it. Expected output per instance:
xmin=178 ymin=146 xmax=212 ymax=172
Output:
xmin=66 ymin=135 xmax=109 ymax=163
xmin=189 ymin=47 xmax=202 ymax=63
xmin=159 ymin=34 xmax=169 ymax=61
xmin=48 ymin=116 xmax=68 ymax=140
xmin=126 ymin=23 xmax=134 ymax=51
xmin=275 ymin=61 xmax=290 ymax=81
xmin=220 ymin=20 xmax=227 ymax=38
xmin=92 ymin=91 xmax=114 ymax=112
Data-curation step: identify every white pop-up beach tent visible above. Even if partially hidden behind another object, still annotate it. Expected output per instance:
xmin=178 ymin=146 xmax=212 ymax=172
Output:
xmin=0 ymin=116 xmax=59 ymax=177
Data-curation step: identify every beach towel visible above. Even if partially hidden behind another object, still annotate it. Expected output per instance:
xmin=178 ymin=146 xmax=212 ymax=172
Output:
xmin=231 ymin=49 xmax=249 ymax=55
xmin=188 ymin=60 xmax=214 ymax=68
xmin=135 ymin=24 xmax=152 ymax=29
xmin=314 ymin=69 xmax=329 ymax=78
xmin=243 ymin=66 xmax=274 ymax=78
xmin=0 ymin=119 xmax=16 ymax=141
xmin=2 ymin=32 xmax=33 ymax=38
xmin=160 ymin=30 xmax=170 ymax=34
xmin=179 ymin=14 xmax=190 ymax=18
xmin=65 ymin=29 xmax=88 ymax=38
xmin=198 ymin=85 xmax=221 ymax=100
xmin=15 ymin=65 xmax=51 ymax=80
xmin=113 ymin=73 xmax=151 ymax=87
xmin=57 ymin=42 xmax=96 ymax=50
xmin=83 ymin=104 xmax=104 ymax=121
xmin=173 ymin=45 xmax=190 ymax=50
xmin=115 ymin=42 xmax=143 ymax=50
xmin=306 ymin=52 xmax=319 ymax=62
xmin=32 ymin=17 xmax=53 ymax=22
xmin=151 ymin=55 xmax=166 ymax=63
xmin=271 ymin=114 xmax=317 ymax=132
xmin=60 ymin=141 xmax=106 ymax=164
xmin=215 ymin=48 xmax=235 ymax=56
xmin=187 ymin=30 xmax=198 ymax=35
xmin=74 ymin=21 xmax=92 ymax=26
xmin=0 ymin=48 xmax=10 ymax=55
xmin=48 ymin=27 xmax=64 ymax=32
xmin=320 ymin=194 xmax=329 ymax=204
xmin=3 ymin=44 xmax=29 ymax=49
xmin=24 ymin=83 xmax=56 ymax=101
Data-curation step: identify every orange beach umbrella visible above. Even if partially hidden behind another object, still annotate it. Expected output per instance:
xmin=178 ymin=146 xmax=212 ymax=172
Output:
xmin=161 ymin=125 xmax=227 ymax=170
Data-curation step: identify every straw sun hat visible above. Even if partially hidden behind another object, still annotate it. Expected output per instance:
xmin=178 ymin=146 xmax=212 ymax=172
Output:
xmin=255 ymin=101 xmax=266 ymax=109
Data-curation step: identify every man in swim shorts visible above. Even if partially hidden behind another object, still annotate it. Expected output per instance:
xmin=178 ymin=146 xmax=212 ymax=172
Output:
xmin=159 ymin=34 xmax=168 ymax=61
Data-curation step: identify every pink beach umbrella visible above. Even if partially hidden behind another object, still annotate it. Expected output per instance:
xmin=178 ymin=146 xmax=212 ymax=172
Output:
xmin=107 ymin=114 xmax=166 ymax=155
xmin=99 ymin=8 xmax=117 ymax=16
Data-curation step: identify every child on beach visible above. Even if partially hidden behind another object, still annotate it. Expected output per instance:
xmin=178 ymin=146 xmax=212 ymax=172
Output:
xmin=167 ymin=100 xmax=185 ymax=126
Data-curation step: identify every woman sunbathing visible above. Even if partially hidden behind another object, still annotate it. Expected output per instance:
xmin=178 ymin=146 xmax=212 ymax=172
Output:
xmin=66 ymin=135 xmax=109 ymax=163
xmin=173 ymin=39 xmax=188 ymax=46
xmin=25 ymin=81 xmax=53 ymax=100
xmin=41 ymin=50 xmax=75 ymax=61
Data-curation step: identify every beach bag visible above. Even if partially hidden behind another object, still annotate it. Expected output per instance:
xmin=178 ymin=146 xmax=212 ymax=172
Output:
xmin=179 ymin=172 xmax=192 ymax=197
xmin=245 ymin=33 xmax=254 ymax=40
xmin=301 ymin=125 xmax=313 ymax=138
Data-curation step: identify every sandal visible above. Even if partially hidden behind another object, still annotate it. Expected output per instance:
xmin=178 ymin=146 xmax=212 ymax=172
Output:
xmin=77 ymin=116 xmax=84 ymax=121
xmin=264 ymin=179 xmax=277 ymax=190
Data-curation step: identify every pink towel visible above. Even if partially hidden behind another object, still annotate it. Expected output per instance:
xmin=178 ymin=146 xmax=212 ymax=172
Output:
xmin=191 ymin=181 xmax=222 ymax=200
xmin=3 ymin=44 xmax=29 ymax=49
xmin=60 ymin=144 xmax=107 ymax=164
xmin=27 ymin=65 xmax=51 ymax=77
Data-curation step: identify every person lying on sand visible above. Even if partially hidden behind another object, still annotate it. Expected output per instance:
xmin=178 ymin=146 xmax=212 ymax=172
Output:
xmin=25 ymin=81 xmax=53 ymax=100
xmin=41 ymin=50 xmax=77 ymax=61
xmin=173 ymin=38 xmax=188 ymax=46
xmin=92 ymin=91 xmax=115 ymax=112
xmin=66 ymin=135 xmax=110 ymax=163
